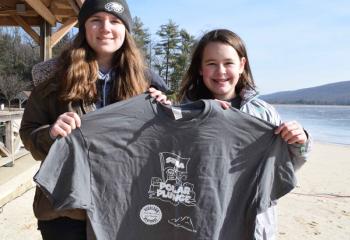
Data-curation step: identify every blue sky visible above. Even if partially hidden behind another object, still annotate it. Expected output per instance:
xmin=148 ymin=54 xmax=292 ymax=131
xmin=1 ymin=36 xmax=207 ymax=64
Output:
xmin=127 ymin=0 xmax=350 ymax=94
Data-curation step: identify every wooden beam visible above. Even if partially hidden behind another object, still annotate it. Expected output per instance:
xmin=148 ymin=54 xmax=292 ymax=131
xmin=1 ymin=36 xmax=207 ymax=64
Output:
xmin=24 ymin=0 xmax=56 ymax=26
xmin=51 ymin=8 xmax=76 ymax=17
xmin=40 ymin=0 xmax=53 ymax=7
xmin=67 ymin=0 xmax=79 ymax=14
xmin=51 ymin=17 xmax=77 ymax=47
xmin=52 ymin=0 xmax=73 ymax=9
xmin=0 ymin=10 xmax=38 ymax=17
xmin=11 ymin=15 xmax=40 ymax=44
xmin=75 ymin=0 xmax=84 ymax=8
xmin=0 ymin=17 xmax=42 ymax=26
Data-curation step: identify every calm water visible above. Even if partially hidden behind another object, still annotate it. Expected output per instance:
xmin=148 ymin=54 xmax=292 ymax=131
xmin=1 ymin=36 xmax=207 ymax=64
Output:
xmin=274 ymin=105 xmax=350 ymax=146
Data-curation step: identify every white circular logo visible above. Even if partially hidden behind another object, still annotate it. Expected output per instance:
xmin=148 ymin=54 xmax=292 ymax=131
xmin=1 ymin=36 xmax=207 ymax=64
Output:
xmin=104 ymin=2 xmax=124 ymax=13
xmin=140 ymin=204 xmax=162 ymax=225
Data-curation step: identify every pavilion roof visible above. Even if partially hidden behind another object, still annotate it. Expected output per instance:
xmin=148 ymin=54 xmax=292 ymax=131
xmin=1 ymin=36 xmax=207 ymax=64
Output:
xmin=0 ymin=0 xmax=83 ymax=26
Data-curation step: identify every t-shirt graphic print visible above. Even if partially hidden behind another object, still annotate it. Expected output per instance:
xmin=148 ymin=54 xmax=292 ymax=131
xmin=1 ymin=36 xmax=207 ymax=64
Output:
xmin=147 ymin=152 xmax=197 ymax=232
xmin=34 ymin=94 xmax=296 ymax=240
xmin=148 ymin=152 xmax=196 ymax=207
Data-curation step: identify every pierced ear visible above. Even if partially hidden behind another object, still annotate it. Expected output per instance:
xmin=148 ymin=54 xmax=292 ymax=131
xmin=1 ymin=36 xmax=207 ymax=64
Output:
xmin=239 ymin=57 xmax=246 ymax=74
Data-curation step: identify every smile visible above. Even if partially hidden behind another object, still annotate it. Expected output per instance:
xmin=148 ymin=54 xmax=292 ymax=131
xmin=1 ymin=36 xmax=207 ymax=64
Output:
xmin=97 ymin=37 xmax=114 ymax=40
xmin=213 ymin=78 xmax=228 ymax=82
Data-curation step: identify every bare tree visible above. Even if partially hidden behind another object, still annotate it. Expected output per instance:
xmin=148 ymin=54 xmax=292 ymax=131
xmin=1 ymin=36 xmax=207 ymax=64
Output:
xmin=0 ymin=74 xmax=29 ymax=110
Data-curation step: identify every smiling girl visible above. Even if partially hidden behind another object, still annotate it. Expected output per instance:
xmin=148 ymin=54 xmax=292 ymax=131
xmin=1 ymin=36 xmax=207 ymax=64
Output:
xmin=177 ymin=29 xmax=312 ymax=240
xmin=20 ymin=0 xmax=167 ymax=239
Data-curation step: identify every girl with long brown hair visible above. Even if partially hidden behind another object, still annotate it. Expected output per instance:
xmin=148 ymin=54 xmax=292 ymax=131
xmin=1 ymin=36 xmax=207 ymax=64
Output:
xmin=19 ymin=0 xmax=167 ymax=239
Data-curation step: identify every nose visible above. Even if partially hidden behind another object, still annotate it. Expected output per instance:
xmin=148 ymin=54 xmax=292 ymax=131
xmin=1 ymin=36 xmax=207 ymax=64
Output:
xmin=100 ymin=20 xmax=112 ymax=32
xmin=217 ymin=64 xmax=226 ymax=75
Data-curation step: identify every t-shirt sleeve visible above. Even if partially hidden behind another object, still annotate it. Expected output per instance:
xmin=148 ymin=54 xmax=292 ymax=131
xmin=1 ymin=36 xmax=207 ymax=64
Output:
xmin=257 ymin=135 xmax=296 ymax=213
xmin=145 ymin=68 xmax=169 ymax=92
xmin=33 ymin=129 xmax=91 ymax=211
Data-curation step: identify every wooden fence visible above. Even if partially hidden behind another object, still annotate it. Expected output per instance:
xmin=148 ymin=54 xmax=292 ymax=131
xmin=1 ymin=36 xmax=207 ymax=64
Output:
xmin=0 ymin=110 xmax=28 ymax=167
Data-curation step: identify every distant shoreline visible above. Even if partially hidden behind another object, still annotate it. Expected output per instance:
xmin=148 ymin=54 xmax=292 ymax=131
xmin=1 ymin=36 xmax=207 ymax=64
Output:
xmin=272 ymin=103 xmax=350 ymax=107
xmin=272 ymin=104 xmax=350 ymax=146
xmin=313 ymin=140 xmax=350 ymax=147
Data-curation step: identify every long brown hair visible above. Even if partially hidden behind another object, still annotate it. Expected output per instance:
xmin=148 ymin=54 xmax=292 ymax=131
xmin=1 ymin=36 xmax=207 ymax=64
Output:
xmin=56 ymin=28 xmax=148 ymax=104
xmin=177 ymin=29 xmax=256 ymax=102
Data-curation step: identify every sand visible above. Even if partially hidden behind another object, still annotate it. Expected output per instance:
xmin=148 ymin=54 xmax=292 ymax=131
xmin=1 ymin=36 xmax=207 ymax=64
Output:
xmin=277 ymin=142 xmax=350 ymax=239
xmin=0 ymin=142 xmax=349 ymax=239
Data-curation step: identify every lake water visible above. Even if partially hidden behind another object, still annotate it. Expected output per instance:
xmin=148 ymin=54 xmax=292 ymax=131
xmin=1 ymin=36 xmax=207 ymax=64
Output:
xmin=274 ymin=105 xmax=350 ymax=146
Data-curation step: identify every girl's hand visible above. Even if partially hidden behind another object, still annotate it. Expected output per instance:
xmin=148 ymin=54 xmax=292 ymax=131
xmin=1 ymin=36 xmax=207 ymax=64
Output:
xmin=214 ymin=99 xmax=231 ymax=109
xmin=275 ymin=121 xmax=307 ymax=144
xmin=50 ymin=112 xmax=81 ymax=138
xmin=149 ymin=87 xmax=172 ymax=105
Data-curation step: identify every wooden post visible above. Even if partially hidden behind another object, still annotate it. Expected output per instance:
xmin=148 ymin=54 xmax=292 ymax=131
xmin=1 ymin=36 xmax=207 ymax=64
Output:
xmin=5 ymin=120 xmax=14 ymax=166
xmin=40 ymin=20 xmax=52 ymax=61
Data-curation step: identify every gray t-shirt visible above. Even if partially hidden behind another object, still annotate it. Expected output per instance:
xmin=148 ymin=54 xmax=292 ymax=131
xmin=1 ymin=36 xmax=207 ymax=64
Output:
xmin=34 ymin=94 xmax=296 ymax=240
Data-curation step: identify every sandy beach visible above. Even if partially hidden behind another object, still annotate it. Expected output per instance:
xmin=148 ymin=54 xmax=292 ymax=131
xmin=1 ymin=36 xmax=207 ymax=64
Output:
xmin=0 ymin=142 xmax=349 ymax=239
xmin=277 ymin=142 xmax=350 ymax=239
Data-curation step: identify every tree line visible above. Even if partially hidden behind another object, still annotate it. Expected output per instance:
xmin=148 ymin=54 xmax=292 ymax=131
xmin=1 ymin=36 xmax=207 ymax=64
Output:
xmin=0 ymin=17 xmax=197 ymax=108
xmin=132 ymin=18 xmax=195 ymax=92
xmin=0 ymin=27 xmax=71 ymax=108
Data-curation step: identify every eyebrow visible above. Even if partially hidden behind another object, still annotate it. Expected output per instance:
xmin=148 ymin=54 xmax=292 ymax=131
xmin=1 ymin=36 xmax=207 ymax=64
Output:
xmin=203 ymin=58 xmax=235 ymax=62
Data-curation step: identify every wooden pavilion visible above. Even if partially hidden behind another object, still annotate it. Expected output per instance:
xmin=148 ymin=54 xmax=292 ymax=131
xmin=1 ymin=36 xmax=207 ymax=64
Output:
xmin=0 ymin=0 xmax=84 ymax=60
xmin=0 ymin=0 xmax=86 ymax=166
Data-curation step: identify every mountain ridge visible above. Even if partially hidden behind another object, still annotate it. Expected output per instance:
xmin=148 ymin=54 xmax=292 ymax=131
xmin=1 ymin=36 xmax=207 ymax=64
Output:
xmin=260 ymin=81 xmax=350 ymax=105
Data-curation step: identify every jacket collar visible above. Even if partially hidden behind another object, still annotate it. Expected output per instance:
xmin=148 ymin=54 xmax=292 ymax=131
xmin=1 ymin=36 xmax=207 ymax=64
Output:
xmin=240 ymin=89 xmax=259 ymax=107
